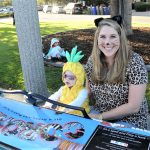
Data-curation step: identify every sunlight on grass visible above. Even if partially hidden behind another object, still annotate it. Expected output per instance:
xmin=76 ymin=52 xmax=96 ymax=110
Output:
xmin=0 ymin=21 xmax=94 ymax=91
xmin=132 ymin=22 xmax=150 ymax=27
xmin=0 ymin=23 xmax=23 ymax=89
xmin=45 ymin=66 xmax=62 ymax=93
xmin=40 ymin=20 xmax=94 ymax=36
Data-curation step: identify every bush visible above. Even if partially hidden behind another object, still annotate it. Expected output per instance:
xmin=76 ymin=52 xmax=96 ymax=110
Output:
xmin=134 ymin=2 xmax=150 ymax=12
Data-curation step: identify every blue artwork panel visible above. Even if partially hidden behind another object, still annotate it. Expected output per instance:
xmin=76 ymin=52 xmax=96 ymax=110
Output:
xmin=0 ymin=97 xmax=99 ymax=149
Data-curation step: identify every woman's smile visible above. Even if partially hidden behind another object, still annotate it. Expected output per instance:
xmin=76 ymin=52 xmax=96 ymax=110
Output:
xmin=98 ymin=26 xmax=120 ymax=58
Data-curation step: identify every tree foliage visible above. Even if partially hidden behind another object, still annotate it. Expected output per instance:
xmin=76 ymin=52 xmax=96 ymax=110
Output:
xmin=0 ymin=0 xmax=12 ymax=6
xmin=0 ymin=0 xmax=110 ymax=6
xmin=85 ymin=0 xmax=110 ymax=6
xmin=37 ymin=0 xmax=70 ymax=5
xmin=37 ymin=0 xmax=110 ymax=6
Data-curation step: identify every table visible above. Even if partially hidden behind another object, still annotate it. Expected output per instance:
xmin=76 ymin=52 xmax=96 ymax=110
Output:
xmin=0 ymin=91 xmax=150 ymax=150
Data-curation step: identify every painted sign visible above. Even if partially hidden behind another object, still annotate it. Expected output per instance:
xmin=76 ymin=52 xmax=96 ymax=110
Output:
xmin=0 ymin=97 xmax=99 ymax=149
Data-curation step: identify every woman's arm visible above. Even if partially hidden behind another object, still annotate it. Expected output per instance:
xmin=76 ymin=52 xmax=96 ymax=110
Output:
xmin=86 ymin=79 xmax=92 ymax=99
xmin=90 ymin=83 xmax=147 ymax=120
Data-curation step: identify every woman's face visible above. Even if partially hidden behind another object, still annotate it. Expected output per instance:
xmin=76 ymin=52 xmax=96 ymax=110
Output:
xmin=98 ymin=26 xmax=120 ymax=58
xmin=63 ymin=71 xmax=76 ymax=88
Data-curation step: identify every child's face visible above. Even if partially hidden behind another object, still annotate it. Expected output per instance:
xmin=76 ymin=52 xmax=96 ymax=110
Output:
xmin=63 ymin=71 xmax=76 ymax=88
xmin=53 ymin=42 xmax=59 ymax=46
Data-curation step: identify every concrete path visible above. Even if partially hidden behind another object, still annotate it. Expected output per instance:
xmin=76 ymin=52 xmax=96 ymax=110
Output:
xmin=0 ymin=11 xmax=150 ymax=23
xmin=132 ymin=10 xmax=150 ymax=16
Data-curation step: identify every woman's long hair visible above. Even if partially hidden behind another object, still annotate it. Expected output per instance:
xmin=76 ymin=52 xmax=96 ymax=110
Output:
xmin=91 ymin=19 xmax=132 ymax=84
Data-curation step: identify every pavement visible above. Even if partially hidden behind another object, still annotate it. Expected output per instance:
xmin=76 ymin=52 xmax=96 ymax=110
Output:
xmin=132 ymin=10 xmax=150 ymax=16
xmin=0 ymin=11 xmax=150 ymax=23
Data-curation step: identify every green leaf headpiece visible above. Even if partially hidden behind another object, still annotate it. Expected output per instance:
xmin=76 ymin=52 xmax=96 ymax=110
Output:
xmin=65 ymin=46 xmax=84 ymax=62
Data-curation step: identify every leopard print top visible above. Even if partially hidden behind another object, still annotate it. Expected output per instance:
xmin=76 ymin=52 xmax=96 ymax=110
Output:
xmin=85 ymin=52 xmax=149 ymax=129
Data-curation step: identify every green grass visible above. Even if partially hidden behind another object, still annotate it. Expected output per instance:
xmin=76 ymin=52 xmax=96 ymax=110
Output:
xmin=0 ymin=20 xmax=150 ymax=110
xmin=40 ymin=20 xmax=94 ymax=36
xmin=0 ymin=23 xmax=23 ymax=89
xmin=0 ymin=20 xmax=94 ymax=92
xmin=132 ymin=22 xmax=150 ymax=27
xmin=0 ymin=14 xmax=12 ymax=18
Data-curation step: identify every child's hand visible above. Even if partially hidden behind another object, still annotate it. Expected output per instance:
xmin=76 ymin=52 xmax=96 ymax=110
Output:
xmin=63 ymin=108 xmax=70 ymax=113
xmin=43 ymin=102 xmax=52 ymax=109
xmin=58 ymin=107 xmax=70 ymax=113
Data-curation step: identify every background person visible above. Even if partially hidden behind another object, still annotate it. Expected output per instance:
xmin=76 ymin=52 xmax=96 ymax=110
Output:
xmin=11 ymin=12 xmax=15 ymax=26
xmin=46 ymin=38 xmax=66 ymax=62
xmin=85 ymin=16 xmax=149 ymax=129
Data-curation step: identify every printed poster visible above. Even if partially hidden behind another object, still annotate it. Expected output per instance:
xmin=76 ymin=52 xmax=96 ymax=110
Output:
xmin=0 ymin=97 xmax=99 ymax=150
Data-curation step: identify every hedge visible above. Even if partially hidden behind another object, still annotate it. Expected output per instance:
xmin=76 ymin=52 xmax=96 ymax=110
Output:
xmin=134 ymin=2 xmax=150 ymax=12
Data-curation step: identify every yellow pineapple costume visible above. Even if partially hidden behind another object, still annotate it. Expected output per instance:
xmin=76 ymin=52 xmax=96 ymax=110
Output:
xmin=59 ymin=46 xmax=90 ymax=115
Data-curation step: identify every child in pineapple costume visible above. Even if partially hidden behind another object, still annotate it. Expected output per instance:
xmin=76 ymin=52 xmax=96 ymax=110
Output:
xmin=44 ymin=46 xmax=90 ymax=115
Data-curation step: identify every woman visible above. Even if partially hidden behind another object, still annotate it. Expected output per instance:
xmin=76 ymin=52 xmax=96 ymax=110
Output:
xmin=85 ymin=16 xmax=149 ymax=129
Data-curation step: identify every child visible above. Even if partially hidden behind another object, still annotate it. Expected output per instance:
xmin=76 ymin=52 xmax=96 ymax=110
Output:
xmin=46 ymin=38 xmax=66 ymax=61
xmin=44 ymin=46 xmax=90 ymax=115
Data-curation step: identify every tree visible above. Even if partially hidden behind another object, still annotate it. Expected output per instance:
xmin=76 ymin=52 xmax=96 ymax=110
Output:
xmin=110 ymin=0 xmax=132 ymax=35
xmin=12 ymin=0 xmax=49 ymax=97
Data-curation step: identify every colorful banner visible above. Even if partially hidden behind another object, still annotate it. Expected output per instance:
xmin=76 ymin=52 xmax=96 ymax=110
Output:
xmin=0 ymin=96 xmax=150 ymax=150
xmin=0 ymin=97 xmax=99 ymax=149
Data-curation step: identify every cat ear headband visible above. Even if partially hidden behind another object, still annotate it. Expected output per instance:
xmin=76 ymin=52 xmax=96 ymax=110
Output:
xmin=94 ymin=15 xmax=122 ymax=27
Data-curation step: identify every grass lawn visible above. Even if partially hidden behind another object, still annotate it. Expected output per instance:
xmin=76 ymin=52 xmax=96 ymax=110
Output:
xmin=0 ymin=20 xmax=94 ymax=91
xmin=0 ymin=20 xmax=150 ymax=110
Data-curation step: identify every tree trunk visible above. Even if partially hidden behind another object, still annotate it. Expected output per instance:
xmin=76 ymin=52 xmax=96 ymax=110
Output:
xmin=110 ymin=0 xmax=119 ymax=16
xmin=121 ymin=0 xmax=133 ymax=35
xmin=110 ymin=0 xmax=133 ymax=35
xmin=12 ymin=0 xmax=49 ymax=97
